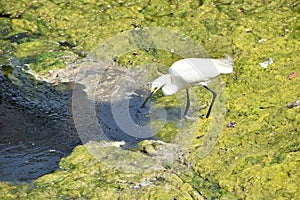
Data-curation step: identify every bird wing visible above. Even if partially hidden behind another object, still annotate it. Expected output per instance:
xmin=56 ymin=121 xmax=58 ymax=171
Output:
xmin=169 ymin=58 xmax=219 ymax=84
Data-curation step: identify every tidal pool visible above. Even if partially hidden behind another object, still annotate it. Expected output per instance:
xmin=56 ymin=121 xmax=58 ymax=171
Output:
xmin=0 ymin=63 xmax=161 ymax=182
xmin=0 ymin=99 xmax=80 ymax=182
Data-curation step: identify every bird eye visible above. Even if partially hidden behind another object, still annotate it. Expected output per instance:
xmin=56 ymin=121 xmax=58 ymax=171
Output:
xmin=151 ymin=87 xmax=158 ymax=93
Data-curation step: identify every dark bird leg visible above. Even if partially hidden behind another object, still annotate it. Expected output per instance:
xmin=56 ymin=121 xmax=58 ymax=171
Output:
xmin=141 ymin=92 xmax=152 ymax=108
xmin=141 ymin=85 xmax=164 ymax=108
xmin=182 ymin=89 xmax=190 ymax=119
xmin=203 ymin=85 xmax=217 ymax=118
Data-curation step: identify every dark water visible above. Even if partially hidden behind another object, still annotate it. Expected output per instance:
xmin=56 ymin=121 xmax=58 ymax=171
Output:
xmin=0 ymin=91 xmax=157 ymax=182
xmin=0 ymin=64 xmax=161 ymax=183
xmin=0 ymin=65 xmax=82 ymax=182
xmin=96 ymin=88 xmax=158 ymax=149
xmin=0 ymin=83 xmax=155 ymax=182
xmin=0 ymin=100 xmax=79 ymax=182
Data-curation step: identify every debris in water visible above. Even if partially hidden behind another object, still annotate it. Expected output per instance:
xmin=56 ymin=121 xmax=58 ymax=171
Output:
xmin=288 ymin=71 xmax=298 ymax=80
xmin=227 ymin=121 xmax=236 ymax=128
xmin=287 ymin=100 xmax=300 ymax=109
xmin=259 ymin=58 xmax=274 ymax=68
xmin=258 ymin=39 xmax=267 ymax=43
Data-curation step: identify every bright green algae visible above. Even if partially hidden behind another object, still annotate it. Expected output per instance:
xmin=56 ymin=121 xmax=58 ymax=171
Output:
xmin=0 ymin=143 xmax=205 ymax=200
xmin=0 ymin=0 xmax=299 ymax=199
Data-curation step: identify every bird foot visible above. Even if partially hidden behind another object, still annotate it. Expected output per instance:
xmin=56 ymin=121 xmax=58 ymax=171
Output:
xmin=198 ymin=114 xmax=212 ymax=123
xmin=199 ymin=118 xmax=208 ymax=123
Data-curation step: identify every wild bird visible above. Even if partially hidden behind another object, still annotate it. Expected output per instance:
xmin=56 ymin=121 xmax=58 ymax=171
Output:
xmin=141 ymin=57 xmax=233 ymax=118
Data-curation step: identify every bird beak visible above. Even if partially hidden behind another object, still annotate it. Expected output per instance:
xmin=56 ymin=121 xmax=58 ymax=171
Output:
xmin=140 ymin=86 xmax=161 ymax=108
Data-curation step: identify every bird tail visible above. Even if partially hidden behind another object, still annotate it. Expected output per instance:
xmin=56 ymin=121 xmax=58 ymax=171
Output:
xmin=213 ymin=55 xmax=233 ymax=74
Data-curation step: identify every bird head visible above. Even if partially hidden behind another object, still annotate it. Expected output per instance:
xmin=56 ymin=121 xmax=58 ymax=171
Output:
xmin=150 ymin=83 xmax=164 ymax=95
xmin=140 ymin=74 xmax=170 ymax=108
xmin=150 ymin=74 xmax=172 ymax=94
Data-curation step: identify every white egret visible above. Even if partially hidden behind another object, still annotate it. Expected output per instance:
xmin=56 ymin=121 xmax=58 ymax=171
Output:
xmin=141 ymin=57 xmax=233 ymax=118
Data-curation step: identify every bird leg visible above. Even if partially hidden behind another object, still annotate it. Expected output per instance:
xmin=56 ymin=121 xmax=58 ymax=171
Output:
xmin=203 ymin=85 xmax=217 ymax=118
xmin=141 ymin=85 xmax=164 ymax=108
xmin=182 ymin=89 xmax=190 ymax=119
xmin=141 ymin=92 xmax=152 ymax=108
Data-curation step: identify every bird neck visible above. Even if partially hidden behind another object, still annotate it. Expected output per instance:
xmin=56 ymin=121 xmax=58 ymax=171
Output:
xmin=162 ymin=76 xmax=188 ymax=96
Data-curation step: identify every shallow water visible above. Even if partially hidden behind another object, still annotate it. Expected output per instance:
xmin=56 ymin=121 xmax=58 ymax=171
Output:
xmin=0 ymin=100 xmax=79 ymax=182
xmin=0 ymin=61 xmax=161 ymax=182
xmin=0 ymin=90 xmax=155 ymax=182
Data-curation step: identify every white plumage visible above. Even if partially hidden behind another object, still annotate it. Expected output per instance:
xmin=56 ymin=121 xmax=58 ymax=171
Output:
xmin=152 ymin=57 xmax=233 ymax=95
xmin=142 ymin=57 xmax=233 ymax=118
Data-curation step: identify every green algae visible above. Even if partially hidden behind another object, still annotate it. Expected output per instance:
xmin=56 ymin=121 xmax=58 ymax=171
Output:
xmin=0 ymin=143 xmax=205 ymax=199
xmin=0 ymin=0 xmax=299 ymax=199
xmin=156 ymin=122 xmax=177 ymax=143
